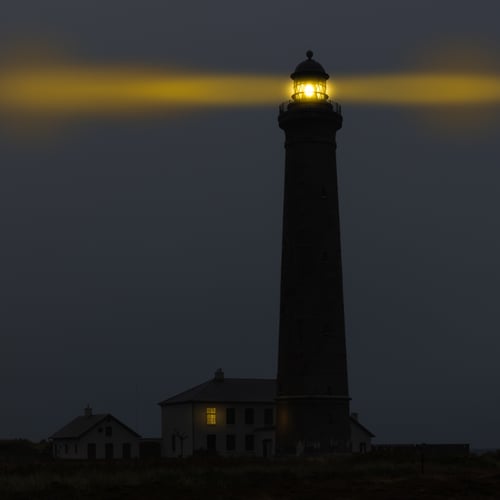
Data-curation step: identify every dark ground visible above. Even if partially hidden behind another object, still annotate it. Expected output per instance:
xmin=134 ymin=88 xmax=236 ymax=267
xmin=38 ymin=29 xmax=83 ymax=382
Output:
xmin=1 ymin=443 xmax=500 ymax=500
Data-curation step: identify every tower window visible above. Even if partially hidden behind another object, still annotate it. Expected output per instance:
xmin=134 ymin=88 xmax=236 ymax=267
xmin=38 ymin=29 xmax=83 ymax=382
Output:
xmin=297 ymin=319 xmax=303 ymax=342
xmin=206 ymin=408 xmax=217 ymax=425
xmin=105 ymin=426 xmax=112 ymax=437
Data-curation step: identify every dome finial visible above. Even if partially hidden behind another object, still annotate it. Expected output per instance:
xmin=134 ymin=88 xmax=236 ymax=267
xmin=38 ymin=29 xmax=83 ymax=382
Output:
xmin=306 ymin=50 xmax=313 ymax=60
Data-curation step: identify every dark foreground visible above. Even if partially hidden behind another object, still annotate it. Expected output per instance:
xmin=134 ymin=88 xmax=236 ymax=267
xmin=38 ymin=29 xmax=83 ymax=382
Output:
xmin=1 ymin=453 xmax=500 ymax=500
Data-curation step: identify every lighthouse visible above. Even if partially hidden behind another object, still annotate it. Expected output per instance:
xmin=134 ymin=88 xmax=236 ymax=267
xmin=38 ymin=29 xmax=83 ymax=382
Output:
xmin=276 ymin=51 xmax=351 ymax=455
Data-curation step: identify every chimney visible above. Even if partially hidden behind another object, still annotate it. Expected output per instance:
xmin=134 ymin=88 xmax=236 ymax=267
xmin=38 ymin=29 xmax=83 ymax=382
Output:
xmin=351 ymin=412 xmax=359 ymax=421
xmin=214 ymin=368 xmax=224 ymax=382
xmin=84 ymin=404 xmax=92 ymax=417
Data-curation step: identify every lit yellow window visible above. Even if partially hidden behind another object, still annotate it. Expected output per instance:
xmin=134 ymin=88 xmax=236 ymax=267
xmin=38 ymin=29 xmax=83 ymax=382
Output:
xmin=206 ymin=407 xmax=216 ymax=425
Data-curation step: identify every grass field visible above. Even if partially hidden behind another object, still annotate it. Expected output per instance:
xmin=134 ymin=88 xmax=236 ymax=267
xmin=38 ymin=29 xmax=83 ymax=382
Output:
xmin=1 ymin=447 xmax=500 ymax=499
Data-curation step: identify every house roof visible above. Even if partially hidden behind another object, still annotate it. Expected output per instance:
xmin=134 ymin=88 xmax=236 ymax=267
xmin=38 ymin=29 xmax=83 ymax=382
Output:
xmin=350 ymin=416 xmax=376 ymax=438
xmin=159 ymin=377 xmax=276 ymax=405
xmin=50 ymin=413 xmax=141 ymax=440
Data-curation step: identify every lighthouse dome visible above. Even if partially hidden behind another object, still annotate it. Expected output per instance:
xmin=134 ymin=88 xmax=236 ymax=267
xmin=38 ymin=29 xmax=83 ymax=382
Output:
xmin=291 ymin=50 xmax=329 ymax=80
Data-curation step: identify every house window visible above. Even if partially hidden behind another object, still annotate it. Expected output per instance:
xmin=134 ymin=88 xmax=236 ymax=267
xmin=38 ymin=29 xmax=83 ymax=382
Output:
xmin=171 ymin=434 xmax=176 ymax=452
xmin=206 ymin=407 xmax=217 ymax=425
xmin=245 ymin=434 xmax=254 ymax=451
xmin=123 ymin=443 xmax=131 ymax=459
xmin=244 ymin=408 xmax=254 ymax=425
xmin=264 ymin=408 xmax=273 ymax=426
xmin=207 ymin=434 xmax=216 ymax=452
xmin=74 ymin=444 xmax=78 ymax=454
xmin=105 ymin=426 xmax=112 ymax=437
xmin=226 ymin=434 xmax=236 ymax=451
xmin=226 ymin=408 xmax=235 ymax=425
xmin=105 ymin=443 xmax=114 ymax=459
xmin=64 ymin=444 xmax=68 ymax=454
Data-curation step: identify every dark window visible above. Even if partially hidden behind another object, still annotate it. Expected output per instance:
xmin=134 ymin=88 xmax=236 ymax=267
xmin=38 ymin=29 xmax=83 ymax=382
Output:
xmin=87 ymin=443 xmax=96 ymax=459
xmin=64 ymin=444 xmax=68 ymax=454
xmin=105 ymin=443 xmax=114 ymax=459
xmin=226 ymin=408 xmax=235 ymax=425
xmin=207 ymin=434 xmax=216 ymax=452
xmin=264 ymin=408 xmax=273 ymax=426
xmin=226 ymin=434 xmax=236 ymax=451
xmin=123 ymin=443 xmax=131 ymax=459
xmin=321 ymin=187 xmax=328 ymax=199
xmin=171 ymin=434 xmax=176 ymax=452
xmin=297 ymin=319 xmax=303 ymax=343
xmin=245 ymin=434 xmax=254 ymax=451
xmin=105 ymin=426 xmax=112 ymax=437
xmin=245 ymin=408 xmax=254 ymax=425
xmin=74 ymin=444 xmax=78 ymax=454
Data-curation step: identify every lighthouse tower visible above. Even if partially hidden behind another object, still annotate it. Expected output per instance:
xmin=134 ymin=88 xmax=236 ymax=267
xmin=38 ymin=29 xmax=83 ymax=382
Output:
xmin=276 ymin=51 xmax=351 ymax=455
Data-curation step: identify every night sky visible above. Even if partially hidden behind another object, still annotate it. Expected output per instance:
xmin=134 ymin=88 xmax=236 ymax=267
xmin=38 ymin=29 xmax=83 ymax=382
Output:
xmin=1 ymin=1 xmax=499 ymax=449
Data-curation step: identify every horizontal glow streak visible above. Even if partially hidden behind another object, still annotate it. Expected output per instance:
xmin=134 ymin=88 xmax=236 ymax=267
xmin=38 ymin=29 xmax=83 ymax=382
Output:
xmin=0 ymin=67 xmax=286 ymax=115
xmin=0 ymin=66 xmax=499 ymax=118
xmin=335 ymin=74 xmax=500 ymax=105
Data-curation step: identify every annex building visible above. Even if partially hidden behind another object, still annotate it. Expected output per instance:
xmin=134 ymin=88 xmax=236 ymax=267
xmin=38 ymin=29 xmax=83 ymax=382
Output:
xmin=50 ymin=406 xmax=141 ymax=459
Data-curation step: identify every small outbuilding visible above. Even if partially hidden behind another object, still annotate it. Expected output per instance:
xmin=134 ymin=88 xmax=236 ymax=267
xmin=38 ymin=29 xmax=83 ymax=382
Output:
xmin=49 ymin=406 xmax=140 ymax=459
xmin=350 ymin=412 xmax=375 ymax=453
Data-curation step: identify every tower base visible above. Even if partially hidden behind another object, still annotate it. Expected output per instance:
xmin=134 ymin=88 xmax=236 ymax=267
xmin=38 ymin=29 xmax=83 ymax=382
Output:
xmin=275 ymin=396 xmax=351 ymax=456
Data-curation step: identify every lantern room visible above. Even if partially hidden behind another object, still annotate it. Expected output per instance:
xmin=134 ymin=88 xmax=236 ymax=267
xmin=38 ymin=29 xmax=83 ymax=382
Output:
xmin=291 ymin=50 xmax=329 ymax=101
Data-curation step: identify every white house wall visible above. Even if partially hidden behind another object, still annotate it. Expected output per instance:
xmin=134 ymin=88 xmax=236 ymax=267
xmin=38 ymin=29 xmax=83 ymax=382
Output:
xmin=161 ymin=403 xmax=193 ymax=457
xmin=162 ymin=402 xmax=275 ymax=457
xmin=350 ymin=422 xmax=372 ymax=453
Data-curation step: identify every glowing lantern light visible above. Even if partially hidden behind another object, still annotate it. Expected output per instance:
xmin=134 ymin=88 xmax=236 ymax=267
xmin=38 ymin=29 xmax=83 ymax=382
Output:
xmin=291 ymin=50 xmax=329 ymax=102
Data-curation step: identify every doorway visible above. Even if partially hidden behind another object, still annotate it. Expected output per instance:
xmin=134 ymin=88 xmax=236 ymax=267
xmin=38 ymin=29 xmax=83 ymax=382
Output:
xmin=262 ymin=439 xmax=273 ymax=458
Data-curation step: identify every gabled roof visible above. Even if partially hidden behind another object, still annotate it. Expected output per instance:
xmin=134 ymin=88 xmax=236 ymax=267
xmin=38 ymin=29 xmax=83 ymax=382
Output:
xmin=50 ymin=413 xmax=141 ymax=440
xmin=159 ymin=378 xmax=276 ymax=405
xmin=350 ymin=416 xmax=375 ymax=438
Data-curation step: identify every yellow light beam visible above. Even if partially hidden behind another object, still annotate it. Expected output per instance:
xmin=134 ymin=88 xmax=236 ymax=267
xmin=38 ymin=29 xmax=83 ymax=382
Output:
xmin=1 ymin=65 xmax=500 ymax=118
xmin=335 ymin=74 xmax=500 ymax=106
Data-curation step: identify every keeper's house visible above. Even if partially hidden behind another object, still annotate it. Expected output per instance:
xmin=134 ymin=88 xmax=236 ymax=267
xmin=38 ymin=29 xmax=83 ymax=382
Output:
xmin=50 ymin=406 xmax=140 ymax=459
xmin=159 ymin=369 xmax=373 ymax=457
